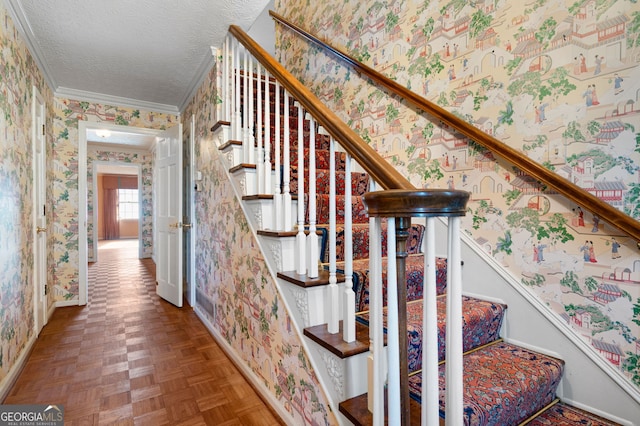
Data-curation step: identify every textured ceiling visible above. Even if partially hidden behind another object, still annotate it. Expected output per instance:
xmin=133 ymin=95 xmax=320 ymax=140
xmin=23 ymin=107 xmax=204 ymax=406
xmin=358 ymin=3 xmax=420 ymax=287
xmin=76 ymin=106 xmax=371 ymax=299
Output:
xmin=6 ymin=0 xmax=272 ymax=113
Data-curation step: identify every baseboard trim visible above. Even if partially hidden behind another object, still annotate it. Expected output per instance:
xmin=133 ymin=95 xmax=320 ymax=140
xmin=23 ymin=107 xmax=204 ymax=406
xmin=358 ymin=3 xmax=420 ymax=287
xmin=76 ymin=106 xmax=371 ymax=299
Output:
xmin=0 ymin=334 xmax=37 ymax=402
xmin=193 ymin=306 xmax=294 ymax=426
xmin=560 ymin=397 xmax=634 ymax=426
xmin=55 ymin=300 xmax=79 ymax=308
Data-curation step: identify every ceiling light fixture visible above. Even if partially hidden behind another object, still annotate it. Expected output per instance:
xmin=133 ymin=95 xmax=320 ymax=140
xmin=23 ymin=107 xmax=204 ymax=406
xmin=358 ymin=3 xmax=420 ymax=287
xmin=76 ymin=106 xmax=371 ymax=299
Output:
xmin=96 ymin=129 xmax=111 ymax=138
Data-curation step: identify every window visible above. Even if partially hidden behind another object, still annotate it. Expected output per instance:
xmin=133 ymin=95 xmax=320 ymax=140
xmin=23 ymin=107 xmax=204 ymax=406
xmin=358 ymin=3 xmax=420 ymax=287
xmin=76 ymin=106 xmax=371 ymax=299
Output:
xmin=118 ymin=189 xmax=139 ymax=219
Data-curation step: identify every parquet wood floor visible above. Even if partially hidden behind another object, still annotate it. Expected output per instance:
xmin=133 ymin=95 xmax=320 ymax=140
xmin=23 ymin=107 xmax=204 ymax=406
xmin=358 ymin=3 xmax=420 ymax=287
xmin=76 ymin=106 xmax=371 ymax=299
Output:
xmin=5 ymin=239 xmax=284 ymax=426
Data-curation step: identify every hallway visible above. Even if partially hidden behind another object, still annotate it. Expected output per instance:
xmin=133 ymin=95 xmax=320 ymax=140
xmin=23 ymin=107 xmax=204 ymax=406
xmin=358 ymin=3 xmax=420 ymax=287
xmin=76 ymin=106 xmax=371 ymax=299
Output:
xmin=4 ymin=240 xmax=283 ymax=425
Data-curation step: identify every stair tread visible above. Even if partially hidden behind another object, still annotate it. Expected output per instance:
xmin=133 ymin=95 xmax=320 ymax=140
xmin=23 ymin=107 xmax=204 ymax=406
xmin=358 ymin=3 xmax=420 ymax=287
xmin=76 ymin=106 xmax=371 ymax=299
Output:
xmin=304 ymin=321 xmax=370 ymax=358
xmin=357 ymin=296 xmax=506 ymax=370
xmin=408 ymin=341 xmax=564 ymax=426
xmin=528 ymin=401 xmax=622 ymax=425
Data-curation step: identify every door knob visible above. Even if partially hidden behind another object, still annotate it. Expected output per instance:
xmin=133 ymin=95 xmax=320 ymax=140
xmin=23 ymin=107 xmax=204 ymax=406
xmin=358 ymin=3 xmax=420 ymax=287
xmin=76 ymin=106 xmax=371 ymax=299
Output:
xmin=183 ymin=223 xmax=192 ymax=229
xmin=169 ymin=222 xmax=179 ymax=229
xmin=36 ymin=227 xmax=46 ymax=233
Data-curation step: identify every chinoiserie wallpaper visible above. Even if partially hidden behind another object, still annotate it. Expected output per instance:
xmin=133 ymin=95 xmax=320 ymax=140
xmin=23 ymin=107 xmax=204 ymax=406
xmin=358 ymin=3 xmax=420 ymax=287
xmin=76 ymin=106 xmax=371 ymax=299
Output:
xmin=86 ymin=148 xmax=154 ymax=262
xmin=275 ymin=0 xmax=640 ymax=391
xmin=51 ymin=99 xmax=177 ymax=302
xmin=0 ymin=2 xmax=51 ymax=381
xmin=182 ymin=62 xmax=335 ymax=425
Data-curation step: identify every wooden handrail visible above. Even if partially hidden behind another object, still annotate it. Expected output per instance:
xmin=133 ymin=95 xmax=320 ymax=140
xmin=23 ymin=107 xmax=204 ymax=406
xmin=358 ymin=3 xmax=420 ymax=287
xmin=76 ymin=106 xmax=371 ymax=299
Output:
xmin=269 ymin=11 xmax=640 ymax=243
xmin=228 ymin=25 xmax=412 ymax=192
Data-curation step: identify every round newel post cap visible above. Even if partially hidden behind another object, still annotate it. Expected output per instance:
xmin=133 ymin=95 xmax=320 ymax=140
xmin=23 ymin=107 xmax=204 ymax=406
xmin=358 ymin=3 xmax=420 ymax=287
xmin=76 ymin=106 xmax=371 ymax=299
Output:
xmin=363 ymin=189 xmax=470 ymax=217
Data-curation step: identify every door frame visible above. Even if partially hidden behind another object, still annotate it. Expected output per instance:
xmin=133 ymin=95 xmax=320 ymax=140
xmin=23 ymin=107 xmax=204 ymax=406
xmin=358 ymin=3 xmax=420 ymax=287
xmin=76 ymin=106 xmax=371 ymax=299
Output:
xmin=92 ymin=161 xmax=143 ymax=261
xmin=185 ymin=115 xmax=197 ymax=307
xmin=78 ymin=121 xmax=162 ymax=305
xmin=32 ymin=85 xmax=48 ymax=333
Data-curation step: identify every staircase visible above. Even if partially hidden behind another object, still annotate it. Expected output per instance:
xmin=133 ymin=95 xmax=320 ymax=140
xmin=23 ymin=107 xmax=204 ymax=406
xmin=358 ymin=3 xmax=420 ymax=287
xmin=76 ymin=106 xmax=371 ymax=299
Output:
xmin=212 ymin=27 xmax=626 ymax=426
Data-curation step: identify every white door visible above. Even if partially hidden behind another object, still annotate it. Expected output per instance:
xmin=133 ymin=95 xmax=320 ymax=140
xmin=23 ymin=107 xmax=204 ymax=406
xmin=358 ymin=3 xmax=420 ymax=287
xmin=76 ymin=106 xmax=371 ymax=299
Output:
xmin=32 ymin=86 xmax=47 ymax=333
xmin=156 ymin=124 xmax=183 ymax=307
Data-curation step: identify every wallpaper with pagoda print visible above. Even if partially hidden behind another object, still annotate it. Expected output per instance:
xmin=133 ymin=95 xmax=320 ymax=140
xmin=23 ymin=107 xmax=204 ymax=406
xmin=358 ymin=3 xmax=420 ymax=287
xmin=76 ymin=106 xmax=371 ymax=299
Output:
xmin=275 ymin=0 xmax=640 ymax=391
xmin=0 ymin=2 xmax=51 ymax=382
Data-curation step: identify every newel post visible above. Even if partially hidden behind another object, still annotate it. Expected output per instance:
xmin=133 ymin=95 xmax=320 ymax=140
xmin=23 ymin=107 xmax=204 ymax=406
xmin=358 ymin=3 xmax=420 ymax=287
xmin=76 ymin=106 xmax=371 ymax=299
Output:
xmin=363 ymin=189 xmax=470 ymax=426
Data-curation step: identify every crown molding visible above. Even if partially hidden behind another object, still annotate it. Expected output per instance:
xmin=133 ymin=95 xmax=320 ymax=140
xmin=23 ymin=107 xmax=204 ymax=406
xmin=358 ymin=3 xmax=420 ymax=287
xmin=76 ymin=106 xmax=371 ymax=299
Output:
xmin=4 ymin=0 xmax=57 ymax=91
xmin=55 ymin=87 xmax=180 ymax=116
xmin=178 ymin=46 xmax=216 ymax=113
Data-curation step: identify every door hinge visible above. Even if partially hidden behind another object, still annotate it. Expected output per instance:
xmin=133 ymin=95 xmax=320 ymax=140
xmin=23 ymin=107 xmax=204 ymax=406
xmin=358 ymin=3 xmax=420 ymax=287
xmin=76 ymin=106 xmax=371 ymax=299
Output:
xmin=42 ymin=124 xmax=45 ymax=136
xmin=44 ymin=285 xmax=49 ymax=295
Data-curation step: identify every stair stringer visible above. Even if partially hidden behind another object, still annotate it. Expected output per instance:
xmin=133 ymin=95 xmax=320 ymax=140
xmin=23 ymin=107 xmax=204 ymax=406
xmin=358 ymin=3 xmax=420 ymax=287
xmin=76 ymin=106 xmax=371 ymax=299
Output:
xmin=434 ymin=217 xmax=640 ymax=425
xmin=212 ymin=123 xmax=358 ymax=426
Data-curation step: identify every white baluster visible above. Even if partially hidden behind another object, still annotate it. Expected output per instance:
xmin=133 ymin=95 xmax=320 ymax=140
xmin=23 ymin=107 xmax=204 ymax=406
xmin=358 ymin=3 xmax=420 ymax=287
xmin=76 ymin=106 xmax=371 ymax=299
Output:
xmin=273 ymin=81 xmax=282 ymax=230
xmin=233 ymin=39 xmax=241 ymax=142
xmin=295 ymin=101 xmax=306 ymax=275
xmin=264 ymin=72 xmax=271 ymax=195
xmin=242 ymin=49 xmax=250 ymax=163
xmin=343 ymin=154 xmax=355 ymax=343
xmin=256 ymin=62 xmax=264 ymax=194
xmin=386 ymin=218 xmax=401 ymax=425
xmin=282 ymin=92 xmax=292 ymax=231
xmin=223 ymin=37 xmax=230 ymax=122
xmin=327 ymin=136 xmax=338 ymax=334
xmin=306 ymin=116 xmax=318 ymax=279
xmin=446 ymin=216 xmax=463 ymax=425
xmin=247 ymin=56 xmax=255 ymax=165
xmin=368 ymin=214 xmax=385 ymax=425
xmin=422 ymin=217 xmax=439 ymax=426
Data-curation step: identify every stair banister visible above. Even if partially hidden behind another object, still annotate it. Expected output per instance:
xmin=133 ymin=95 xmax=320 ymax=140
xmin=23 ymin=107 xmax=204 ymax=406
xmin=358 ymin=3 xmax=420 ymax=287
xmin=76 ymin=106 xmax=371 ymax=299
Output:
xmin=228 ymin=25 xmax=413 ymax=193
xmin=364 ymin=189 xmax=470 ymax=426
xmin=269 ymin=10 xmax=640 ymax=243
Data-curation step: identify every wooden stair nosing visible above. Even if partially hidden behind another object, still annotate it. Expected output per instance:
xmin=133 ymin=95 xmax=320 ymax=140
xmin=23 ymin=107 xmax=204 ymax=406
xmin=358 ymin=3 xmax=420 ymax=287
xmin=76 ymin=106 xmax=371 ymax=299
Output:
xmin=229 ymin=163 xmax=257 ymax=173
xmin=277 ymin=268 xmax=345 ymax=288
xmin=210 ymin=120 xmax=231 ymax=132
xmin=217 ymin=139 xmax=241 ymax=150
xmin=303 ymin=320 xmax=370 ymax=358
xmin=339 ymin=392 xmax=440 ymax=426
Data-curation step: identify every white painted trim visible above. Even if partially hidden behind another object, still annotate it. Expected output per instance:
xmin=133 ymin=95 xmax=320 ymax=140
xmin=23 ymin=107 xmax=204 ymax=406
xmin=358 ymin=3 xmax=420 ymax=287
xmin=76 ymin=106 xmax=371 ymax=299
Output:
xmin=0 ymin=334 xmax=37 ymax=402
xmin=88 ymin=143 xmax=150 ymax=155
xmin=560 ymin=397 xmax=634 ymax=426
xmin=79 ymin=123 xmax=88 ymax=306
xmin=56 ymin=87 xmax=180 ymax=116
xmin=4 ymin=0 xmax=56 ymax=91
xmin=187 ymin=115 xmax=197 ymax=307
xmin=55 ymin=300 xmax=79 ymax=308
xmin=194 ymin=306 xmax=294 ymax=425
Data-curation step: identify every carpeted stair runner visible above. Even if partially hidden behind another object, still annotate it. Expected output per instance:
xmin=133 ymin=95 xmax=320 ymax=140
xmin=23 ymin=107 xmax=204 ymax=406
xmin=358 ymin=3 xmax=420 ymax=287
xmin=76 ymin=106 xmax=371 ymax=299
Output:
xmin=526 ymin=401 xmax=621 ymax=425
xmin=357 ymin=296 xmax=506 ymax=372
xmin=408 ymin=341 xmax=565 ymax=425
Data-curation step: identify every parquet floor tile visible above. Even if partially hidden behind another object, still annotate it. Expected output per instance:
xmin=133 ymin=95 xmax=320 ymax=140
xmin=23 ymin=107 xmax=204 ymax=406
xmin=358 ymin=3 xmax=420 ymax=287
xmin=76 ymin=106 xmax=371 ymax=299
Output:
xmin=4 ymin=239 xmax=284 ymax=425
